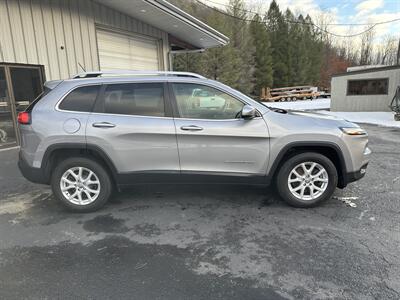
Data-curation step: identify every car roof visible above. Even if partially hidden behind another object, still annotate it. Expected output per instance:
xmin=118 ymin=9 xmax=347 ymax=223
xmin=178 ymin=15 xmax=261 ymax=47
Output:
xmin=58 ymin=75 xmax=224 ymax=91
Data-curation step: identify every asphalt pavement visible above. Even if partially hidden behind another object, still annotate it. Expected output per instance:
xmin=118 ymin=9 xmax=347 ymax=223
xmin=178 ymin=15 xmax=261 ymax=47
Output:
xmin=0 ymin=124 xmax=399 ymax=299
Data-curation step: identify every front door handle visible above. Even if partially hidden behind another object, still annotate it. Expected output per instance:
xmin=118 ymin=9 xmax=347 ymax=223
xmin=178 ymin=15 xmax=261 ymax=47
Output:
xmin=92 ymin=122 xmax=116 ymax=128
xmin=180 ymin=125 xmax=203 ymax=131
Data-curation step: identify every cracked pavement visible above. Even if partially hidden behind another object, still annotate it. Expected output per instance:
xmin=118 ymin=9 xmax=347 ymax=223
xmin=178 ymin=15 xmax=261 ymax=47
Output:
xmin=0 ymin=124 xmax=399 ymax=299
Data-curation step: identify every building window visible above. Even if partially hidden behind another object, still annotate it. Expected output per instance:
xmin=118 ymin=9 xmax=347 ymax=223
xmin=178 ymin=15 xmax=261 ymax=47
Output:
xmin=347 ymin=78 xmax=389 ymax=95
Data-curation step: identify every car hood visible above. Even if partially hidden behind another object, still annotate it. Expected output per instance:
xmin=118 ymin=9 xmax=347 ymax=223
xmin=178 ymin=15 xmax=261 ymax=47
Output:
xmin=268 ymin=108 xmax=358 ymax=128
xmin=287 ymin=110 xmax=343 ymax=120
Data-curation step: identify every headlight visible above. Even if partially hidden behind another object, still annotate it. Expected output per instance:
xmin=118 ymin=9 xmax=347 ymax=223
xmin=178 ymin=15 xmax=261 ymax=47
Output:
xmin=340 ymin=127 xmax=367 ymax=136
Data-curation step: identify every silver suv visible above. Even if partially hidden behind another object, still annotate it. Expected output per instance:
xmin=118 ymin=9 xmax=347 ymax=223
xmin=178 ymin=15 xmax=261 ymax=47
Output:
xmin=18 ymin=71 xmax=371 ymax=212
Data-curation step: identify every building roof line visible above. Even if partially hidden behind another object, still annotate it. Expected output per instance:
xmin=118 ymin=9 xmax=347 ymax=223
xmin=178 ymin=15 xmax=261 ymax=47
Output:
xmin=149 ymin=0 xmax=229 ymax=46
xmin=332 ymin=65 xmax=400 ymax=77
xmin=95 ymin=0 xmax=229 ymax=49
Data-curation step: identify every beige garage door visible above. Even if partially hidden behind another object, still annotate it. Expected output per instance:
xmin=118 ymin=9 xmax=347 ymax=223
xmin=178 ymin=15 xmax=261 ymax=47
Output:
xmin=96 ymin=29 xmax=161 ymax=71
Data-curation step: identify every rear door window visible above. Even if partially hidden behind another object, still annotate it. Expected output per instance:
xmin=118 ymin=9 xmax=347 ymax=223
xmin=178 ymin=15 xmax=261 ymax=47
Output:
xmin=99 ymin=83 xmax=165 ymax=117
xmin=59 ymin=85 xmax=100 ymax=112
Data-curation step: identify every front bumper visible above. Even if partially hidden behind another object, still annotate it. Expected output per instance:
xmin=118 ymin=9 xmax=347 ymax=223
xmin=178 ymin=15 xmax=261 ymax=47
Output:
xmin=18 ymin=152 xmax=48 ymax=184
xmin=338 ymin=144 xmax=370 ymax=188
xmin=344 ymin=163 xmax=368 ymax=185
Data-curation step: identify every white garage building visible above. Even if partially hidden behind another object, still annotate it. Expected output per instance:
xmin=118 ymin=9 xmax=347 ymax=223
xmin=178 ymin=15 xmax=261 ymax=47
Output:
xmin=0 ymin=0 xmax=228 ymax=148
xmin=331 ymin=65 xmax=400 ymax=112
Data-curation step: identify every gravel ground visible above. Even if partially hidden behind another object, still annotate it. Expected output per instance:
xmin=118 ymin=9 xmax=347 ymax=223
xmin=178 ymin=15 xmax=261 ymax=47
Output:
xmin=0 ymin=124 xmax=399 ymax=299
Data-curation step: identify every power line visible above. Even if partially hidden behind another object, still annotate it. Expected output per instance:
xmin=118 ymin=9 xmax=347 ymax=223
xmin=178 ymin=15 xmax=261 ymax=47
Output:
xmin=202 ymin=0 xmax=400 ymax=26
xmin=194 ymin=0 xmax=400 ymax=38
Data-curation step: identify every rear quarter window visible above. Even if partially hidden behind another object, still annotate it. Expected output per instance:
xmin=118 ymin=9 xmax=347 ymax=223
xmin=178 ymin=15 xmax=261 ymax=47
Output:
xmin=59 ymin=85 xmax=100 ymax=112
xmin=26 ymin=87 xmax=51 ymax=112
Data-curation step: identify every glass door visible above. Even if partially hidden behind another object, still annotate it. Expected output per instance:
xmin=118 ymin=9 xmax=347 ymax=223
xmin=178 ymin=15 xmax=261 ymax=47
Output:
xmin=0 ymin=64 xmax=45 ymax=148
xmin=0 ymin=67 xmax=17 ymax=148
xmin=9 ymin=66 xmax=44 ymax=114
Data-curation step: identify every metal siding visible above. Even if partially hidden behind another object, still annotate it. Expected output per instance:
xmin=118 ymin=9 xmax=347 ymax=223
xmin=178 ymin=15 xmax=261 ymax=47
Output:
xmin=68 ymin=0 xmax=86 ymax=75
xmin=51 ymin=0 xmax=70 ymax=79
xmin=86 ymin=1 xmax=99 ymax=71
xmin=31 ymin=0 xmax=51 ymax=77
xmin=78 ymin=0 xmax=94 ymax=71
xmin=60 ymin=0 xmax=78 ymax=76
xmin=0 ymin=0 xmax=170 ymax=80
xmin=18 ymin=0 xmax=39 ymax=63
xmin=331 ymin=69 xmax=400 ymax=112
xmin=6 ymin=0 xmax=27 ymax=63
xmin=0 ymin=0 xmax=15 ymax=61
xmin=41 ymin=0 xmax=61 ymax=79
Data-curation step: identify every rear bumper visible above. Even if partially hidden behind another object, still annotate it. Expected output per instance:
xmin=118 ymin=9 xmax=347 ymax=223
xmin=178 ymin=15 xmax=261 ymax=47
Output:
xmin=18 ymin=152 xmax=48 ymax=184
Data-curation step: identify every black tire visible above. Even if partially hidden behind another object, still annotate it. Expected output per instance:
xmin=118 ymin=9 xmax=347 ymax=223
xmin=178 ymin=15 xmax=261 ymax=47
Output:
xmin=51 ymin=157 xmax=112 ymax=212
xmin=276 ymin=152 xmax=338 ymax=208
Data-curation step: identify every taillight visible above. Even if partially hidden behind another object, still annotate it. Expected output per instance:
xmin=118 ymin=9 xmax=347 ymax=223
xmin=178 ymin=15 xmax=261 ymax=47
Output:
xmin=18 ymin=112 xmax=31 ymax=125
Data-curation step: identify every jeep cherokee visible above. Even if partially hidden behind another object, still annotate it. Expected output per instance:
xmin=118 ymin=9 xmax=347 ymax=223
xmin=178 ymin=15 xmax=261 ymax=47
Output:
xmin=18 ymin=71 xmax=370 ymax=212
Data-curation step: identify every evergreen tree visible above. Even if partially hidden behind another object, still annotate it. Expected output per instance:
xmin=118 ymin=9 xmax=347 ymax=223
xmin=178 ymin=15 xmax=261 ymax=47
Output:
xmin=293 ymin=14 xmax=311 ymax=85
xmin=304 ymin=15 xmax=323 ymax=85
xmin=171 ymin=0 xmax=326 ymax=94
xmin=250 ymin=14 xmax=273 ymax=95
xmin=266 ymin=0 xmax=288 ymax=87
xmin=197 ymin=10 xmax=242 ymax=88
xmin=285 ymin=9 xmax=297 ymax=85
xmin=226 ymin=0 xmax=254 ymax=94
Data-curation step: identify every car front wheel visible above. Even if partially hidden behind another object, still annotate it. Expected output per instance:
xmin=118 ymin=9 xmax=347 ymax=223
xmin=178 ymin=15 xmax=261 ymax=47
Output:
xmin=51 ymin=157 xmax=112 ymax=212
xmin=276 ymin=153 xmax=338 ymax=207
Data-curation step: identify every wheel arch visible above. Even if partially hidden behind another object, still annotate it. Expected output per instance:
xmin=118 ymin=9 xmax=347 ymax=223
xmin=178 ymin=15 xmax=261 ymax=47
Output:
xmin=269 ymin=141 xmax=348 ymax=188
xmin=41 ymin=143 xmax=118 ymax=186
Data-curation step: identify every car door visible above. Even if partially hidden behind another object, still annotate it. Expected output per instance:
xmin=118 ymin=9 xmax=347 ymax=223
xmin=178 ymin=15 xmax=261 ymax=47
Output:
xmin=170 ymin=82 xmax=270 ymax=178
xmin=86 ymin=81 xmax=179 ymax=179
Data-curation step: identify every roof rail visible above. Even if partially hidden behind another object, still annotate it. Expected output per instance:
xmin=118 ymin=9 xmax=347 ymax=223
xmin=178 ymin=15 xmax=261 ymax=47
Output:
xmin=72 ymin=70 xmax=206 ymax=79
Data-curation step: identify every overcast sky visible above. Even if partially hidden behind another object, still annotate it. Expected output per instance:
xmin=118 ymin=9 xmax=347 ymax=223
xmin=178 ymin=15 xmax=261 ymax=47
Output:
xmin=202 ymin=0 xmax=400 ymax=43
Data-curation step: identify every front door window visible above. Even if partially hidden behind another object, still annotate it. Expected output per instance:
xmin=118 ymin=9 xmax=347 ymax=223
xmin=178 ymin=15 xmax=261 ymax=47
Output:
xmin=172 ymin=83 xmax=244 ymax=119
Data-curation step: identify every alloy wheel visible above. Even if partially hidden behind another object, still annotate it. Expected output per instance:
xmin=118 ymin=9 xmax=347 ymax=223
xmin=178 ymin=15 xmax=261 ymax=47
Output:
xmin=60 ymin=167 xmax=101 ymax=205
xmin=287 ymin=162 xmax=329 ymax=201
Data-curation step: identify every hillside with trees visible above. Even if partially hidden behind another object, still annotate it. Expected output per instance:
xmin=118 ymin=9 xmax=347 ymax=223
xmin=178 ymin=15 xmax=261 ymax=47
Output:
xmin=170 ymin=0 xmax=399 ymax=97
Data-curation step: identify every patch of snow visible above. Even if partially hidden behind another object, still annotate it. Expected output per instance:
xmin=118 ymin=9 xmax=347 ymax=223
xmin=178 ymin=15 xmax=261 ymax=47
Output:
xmin=317 ymin=111 xmax=400 ymax=128
xmin=334 ymin=196 xmax=358 ymax=208
xmin=263 ymin=98 xmax=330 ymax=110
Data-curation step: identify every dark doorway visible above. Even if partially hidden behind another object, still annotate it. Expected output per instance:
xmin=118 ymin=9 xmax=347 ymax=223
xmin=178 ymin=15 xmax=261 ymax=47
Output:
xmin=0 ymin=64 xmax=45 ymax=149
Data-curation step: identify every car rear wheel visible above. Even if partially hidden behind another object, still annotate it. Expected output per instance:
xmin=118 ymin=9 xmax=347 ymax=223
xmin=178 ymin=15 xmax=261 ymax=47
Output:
xmin=276 ymin=153 xmax=338 ymax=207
xmin=51 ymin=157 xmax=112 ymax=212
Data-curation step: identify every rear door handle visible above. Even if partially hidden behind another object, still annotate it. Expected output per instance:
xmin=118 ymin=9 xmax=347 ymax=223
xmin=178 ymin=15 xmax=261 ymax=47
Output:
xmin=92 ymin=122 xmax=116 ymax=128
xmin=180 ymin=125 xmax=203 ymax=131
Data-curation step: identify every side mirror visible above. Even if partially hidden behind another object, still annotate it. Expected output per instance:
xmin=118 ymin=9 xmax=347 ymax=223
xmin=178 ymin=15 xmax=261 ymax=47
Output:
xmin=241 ymin=105 xmax=257 ymax=119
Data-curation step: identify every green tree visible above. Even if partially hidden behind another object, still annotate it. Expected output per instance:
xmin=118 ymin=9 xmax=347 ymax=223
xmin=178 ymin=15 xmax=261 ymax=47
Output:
xmin=304 ymin=15 xmax=323 ymax=84
xmin=250 ymin=14 xmax=273 ymax=95
xmin=292 ymin=14 xmax=311 ymax=85
xmin=284 ymin=9 xmax=297 ymax=85
xmin=266 ymin=0 xmax=288 ymax=87
xmin=225 ymin=0 xmax=254 ymax=94
xmin=196 ymin=9 xmax=242 ymax=88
